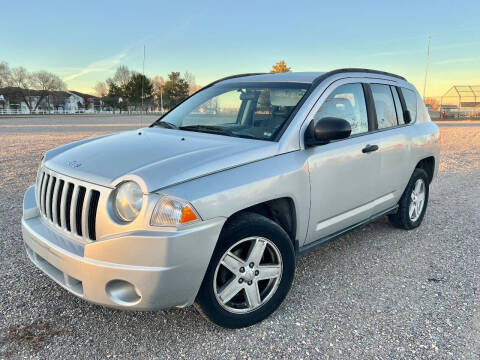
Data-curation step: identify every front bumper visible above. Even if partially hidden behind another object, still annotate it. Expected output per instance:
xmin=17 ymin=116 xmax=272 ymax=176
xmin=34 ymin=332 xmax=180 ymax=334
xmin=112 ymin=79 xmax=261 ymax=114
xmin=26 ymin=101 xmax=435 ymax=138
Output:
xmin=22 ymin=185 xmax=225 ymax=310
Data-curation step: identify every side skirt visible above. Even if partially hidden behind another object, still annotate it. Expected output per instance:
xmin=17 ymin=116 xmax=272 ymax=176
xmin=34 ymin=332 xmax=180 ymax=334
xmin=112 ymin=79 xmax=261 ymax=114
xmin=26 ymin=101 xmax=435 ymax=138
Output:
xmin=297 ymin=205 xmax=398 ymax=256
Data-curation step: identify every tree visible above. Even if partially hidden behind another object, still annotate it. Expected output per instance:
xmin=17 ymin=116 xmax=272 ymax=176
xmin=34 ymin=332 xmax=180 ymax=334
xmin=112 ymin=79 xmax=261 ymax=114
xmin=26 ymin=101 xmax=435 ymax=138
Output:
xmin=163 ymin=72 xmax=189 ymax=109
xmin=112 ymin=65 xmax=131 ymax=88
xmin=270 ymin=60 xmax=291 ymax=73
xmin=152 ymin=75 xmax=165 ymax=110
xmin=7 ymin=67 xmax=65 ymax=111
xmin=0 ymin=61 xmax=11 ymax=88
xmin=105 ymin=79 xmax=126 ymax=111
xmin=190 ymin=84 xmax=203 ymax=94
xmin=183 ymin=71 xmax=196 ymax=95
xmin=424 ymin=97 xmax=441 ymax=111
xmin=9 ymin=67 xmax=36 ymax=110
xmin=94 ymin=81 xmax=107 ymax=97
xmin=124 ymin=72 xmax=153 ymax=107
xmin=105 ymin=65 xmax=132 ymax=110
xmin=31 ymin=71 xmax=66 ymax=111
xmin=152 ymin=76 xmax=164 ymax=93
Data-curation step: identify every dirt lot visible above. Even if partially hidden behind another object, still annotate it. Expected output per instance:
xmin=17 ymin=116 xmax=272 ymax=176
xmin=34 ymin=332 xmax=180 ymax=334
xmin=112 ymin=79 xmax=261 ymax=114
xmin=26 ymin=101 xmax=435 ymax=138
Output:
xmin=0 ymin=116 xmax=479 ymax=359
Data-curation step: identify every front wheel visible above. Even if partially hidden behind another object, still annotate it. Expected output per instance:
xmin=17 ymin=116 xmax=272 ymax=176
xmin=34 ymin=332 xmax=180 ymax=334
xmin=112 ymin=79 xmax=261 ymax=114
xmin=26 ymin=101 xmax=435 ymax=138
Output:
xmin=195 ymin=213 xmax=295 ymax=328
xmin=389 ymin=168 xmax=430 ymax=229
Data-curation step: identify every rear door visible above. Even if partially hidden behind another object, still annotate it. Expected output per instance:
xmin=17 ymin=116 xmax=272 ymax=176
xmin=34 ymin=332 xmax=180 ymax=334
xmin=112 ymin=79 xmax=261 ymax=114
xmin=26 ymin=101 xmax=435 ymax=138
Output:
xmin=366 ymin=83 xmax=412 ymax=213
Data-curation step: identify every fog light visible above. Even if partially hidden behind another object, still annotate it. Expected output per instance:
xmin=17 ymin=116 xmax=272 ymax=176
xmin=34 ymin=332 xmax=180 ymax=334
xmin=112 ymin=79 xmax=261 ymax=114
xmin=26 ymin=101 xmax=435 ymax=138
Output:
xmin=105 ymin=279 xmax=141 ymax=305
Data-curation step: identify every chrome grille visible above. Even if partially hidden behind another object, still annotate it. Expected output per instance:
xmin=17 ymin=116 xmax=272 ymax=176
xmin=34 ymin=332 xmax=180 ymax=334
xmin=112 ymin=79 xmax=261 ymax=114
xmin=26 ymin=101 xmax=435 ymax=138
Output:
xmin=37 ymin=168 xmax=100 ymax=241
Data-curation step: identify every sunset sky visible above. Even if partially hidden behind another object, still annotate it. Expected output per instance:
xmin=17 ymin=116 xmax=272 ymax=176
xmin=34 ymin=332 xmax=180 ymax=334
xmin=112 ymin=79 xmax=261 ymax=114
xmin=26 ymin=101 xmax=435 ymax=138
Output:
xmin=1 ymin=0 xmax=479 ymax=97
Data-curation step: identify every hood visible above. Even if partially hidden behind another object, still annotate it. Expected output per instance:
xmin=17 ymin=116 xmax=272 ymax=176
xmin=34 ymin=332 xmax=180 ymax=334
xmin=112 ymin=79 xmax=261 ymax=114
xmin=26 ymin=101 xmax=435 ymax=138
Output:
xmin=44 ymin=128 xmax=279 ymax=192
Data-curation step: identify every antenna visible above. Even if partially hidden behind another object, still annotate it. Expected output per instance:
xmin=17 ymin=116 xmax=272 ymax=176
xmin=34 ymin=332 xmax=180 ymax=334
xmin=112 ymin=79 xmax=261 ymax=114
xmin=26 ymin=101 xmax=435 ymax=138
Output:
xmin=423 ymin=36 xmax=431 ymax=100
xmin=140 ymin=45 xmax=146 ymax=128
xmin=142 ymin=45 xmax=145 ymax=109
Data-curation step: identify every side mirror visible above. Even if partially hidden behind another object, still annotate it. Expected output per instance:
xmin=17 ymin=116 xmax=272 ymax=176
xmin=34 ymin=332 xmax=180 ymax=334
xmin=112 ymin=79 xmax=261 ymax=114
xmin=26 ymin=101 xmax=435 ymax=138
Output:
xmin=305 ymin=117 xmax=352 ymax=146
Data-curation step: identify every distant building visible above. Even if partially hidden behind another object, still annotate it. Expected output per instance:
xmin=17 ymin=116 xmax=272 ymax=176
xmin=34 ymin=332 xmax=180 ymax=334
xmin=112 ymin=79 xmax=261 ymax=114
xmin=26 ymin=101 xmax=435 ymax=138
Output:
xmin=0 ymin=87 xmax=99 ymax=113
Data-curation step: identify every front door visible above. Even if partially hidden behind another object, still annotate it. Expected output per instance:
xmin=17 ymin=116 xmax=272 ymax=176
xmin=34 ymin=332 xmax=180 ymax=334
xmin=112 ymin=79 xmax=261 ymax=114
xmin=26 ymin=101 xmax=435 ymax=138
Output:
xmin=304 ymin=82 xmax=380 ymax=243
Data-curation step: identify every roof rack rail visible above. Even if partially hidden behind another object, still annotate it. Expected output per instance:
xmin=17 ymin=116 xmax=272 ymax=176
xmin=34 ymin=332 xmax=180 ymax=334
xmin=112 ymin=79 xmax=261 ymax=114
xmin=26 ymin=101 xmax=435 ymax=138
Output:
xmin=273 ymin=69 xmax=405 ymax=140
xmin=314 ymin=68 xmax=406 ymax=83
xmin=206 ymin=73 xmax=267 ymax=87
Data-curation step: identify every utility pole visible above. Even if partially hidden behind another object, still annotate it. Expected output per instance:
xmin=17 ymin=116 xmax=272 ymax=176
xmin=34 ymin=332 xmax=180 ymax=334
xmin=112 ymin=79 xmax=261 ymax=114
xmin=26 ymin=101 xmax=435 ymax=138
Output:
xmin=423 ymin=36 xmax=431 ymax=101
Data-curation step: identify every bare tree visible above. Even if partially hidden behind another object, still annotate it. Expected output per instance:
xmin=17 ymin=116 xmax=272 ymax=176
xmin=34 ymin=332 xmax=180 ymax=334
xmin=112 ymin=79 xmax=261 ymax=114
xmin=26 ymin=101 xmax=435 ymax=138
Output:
xmin=94 ymin=81 xmax=107 ymax=97
xmin=9 ymin=67 xmax=65 ymax=111
xmin=112 ymin=65 xmax=131 ymax=88
xmin=183 ymin=71 xmax=196 ymax=95
xmin=152 ymin=75 xmax=164 ymax=93
xmin=152 ymin=76 xmax=165 ymax=110
xmin=0 ymin=61 xmax=11 ymax=88
xmin=9 ymin=67 xmax=35 ymax=110
xmin=30 ymin=71 xmax=66 ymax=111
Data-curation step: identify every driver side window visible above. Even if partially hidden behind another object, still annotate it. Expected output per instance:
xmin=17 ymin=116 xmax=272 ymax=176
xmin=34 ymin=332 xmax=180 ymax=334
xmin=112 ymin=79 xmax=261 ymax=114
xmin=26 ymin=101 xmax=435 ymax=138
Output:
xmin=313 ymin=83 xmax=369 ymax=135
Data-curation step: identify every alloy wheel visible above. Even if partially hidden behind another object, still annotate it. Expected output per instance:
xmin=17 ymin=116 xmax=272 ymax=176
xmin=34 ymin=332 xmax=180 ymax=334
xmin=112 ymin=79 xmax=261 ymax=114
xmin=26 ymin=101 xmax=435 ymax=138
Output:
xmin=409 ymin=178 xmax=426 ymax=222
xmin=213 ymin=236 xmax=283 ymax=314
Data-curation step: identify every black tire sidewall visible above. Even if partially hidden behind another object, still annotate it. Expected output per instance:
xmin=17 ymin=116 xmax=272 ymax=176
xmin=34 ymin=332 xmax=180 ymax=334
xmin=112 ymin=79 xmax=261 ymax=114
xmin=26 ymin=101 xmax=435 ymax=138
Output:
xmin=195 ymin=213 xmax=295 ymax=328
xmin=399 ymin=168 xmax=430 ymax=229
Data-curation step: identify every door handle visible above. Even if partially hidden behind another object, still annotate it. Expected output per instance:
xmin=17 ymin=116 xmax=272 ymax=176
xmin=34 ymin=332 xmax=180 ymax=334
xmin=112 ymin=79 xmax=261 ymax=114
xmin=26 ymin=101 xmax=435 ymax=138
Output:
xmin=362 ymin=144 xmax=379 ymax=153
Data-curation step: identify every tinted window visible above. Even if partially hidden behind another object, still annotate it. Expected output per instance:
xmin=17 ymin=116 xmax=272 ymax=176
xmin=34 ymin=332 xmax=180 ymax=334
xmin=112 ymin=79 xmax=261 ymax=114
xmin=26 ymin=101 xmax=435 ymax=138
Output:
xmin=370 ymin=84 xmax=398 ymax=129
xmin=314 ymin=83 xmax=368 ymax=135
xmin=391 ymin=86 xmax=405 ymax=124
xmin=400 ymin=88 xmax=417 ymax=123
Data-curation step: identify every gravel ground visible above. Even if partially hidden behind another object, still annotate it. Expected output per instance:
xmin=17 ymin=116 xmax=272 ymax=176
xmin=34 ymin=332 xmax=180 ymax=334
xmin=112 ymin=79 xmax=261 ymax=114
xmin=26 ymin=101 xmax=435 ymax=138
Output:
xmin=0 ymin=116 xmax=479 ymax=359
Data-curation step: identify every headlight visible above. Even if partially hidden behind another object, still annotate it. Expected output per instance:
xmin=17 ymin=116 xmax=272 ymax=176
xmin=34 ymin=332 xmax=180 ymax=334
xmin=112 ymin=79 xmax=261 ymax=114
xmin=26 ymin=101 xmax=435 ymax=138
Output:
xmin=150 ymin=196 xmax=200 ymax=226
xmin=114 ymin=181 xmax=143 ymax=222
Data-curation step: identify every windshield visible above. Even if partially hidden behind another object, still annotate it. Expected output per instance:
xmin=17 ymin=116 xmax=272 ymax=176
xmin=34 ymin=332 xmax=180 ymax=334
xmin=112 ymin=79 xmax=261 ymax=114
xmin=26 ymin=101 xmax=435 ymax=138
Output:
xmin=151 ymin=82 xmax=309 ymax=141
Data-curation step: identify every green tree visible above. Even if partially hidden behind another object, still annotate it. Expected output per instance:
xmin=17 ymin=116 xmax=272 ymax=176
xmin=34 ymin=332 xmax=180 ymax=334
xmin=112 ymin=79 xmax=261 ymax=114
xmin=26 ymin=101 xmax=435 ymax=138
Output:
xmin=104 ymin=66 xmax=132 ymax=110
xmin=105 ymin=79 xmax=127 ymax=111
xmin=270 ymin=60 xmax=291 ymax=73
xmin=163 ymin=72 xmax=189 ymax=109
xmin=125 ymin=73 xmax=153 ymax=108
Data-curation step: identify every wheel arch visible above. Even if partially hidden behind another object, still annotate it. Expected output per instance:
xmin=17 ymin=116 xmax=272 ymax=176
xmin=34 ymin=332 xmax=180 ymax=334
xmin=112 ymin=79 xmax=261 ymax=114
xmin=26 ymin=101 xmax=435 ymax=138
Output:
xmin=222 ymin=197 xmax=298 ymax=250
xmin=415 ymin=156 xmax=435 ymax=183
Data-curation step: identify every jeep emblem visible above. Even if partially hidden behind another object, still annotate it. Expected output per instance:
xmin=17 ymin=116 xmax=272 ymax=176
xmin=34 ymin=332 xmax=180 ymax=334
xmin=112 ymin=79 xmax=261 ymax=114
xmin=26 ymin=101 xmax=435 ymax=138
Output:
xmin=67 ymin=161 xmax=82 ymax=168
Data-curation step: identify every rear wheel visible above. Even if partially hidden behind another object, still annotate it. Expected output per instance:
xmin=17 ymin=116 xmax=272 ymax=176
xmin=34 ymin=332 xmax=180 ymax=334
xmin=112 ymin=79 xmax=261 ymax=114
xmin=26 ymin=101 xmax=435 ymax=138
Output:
xmin=389 ymin=168 xmax=429 ymax=229
xmin=195 ymin=213 xmax=295 ymax=328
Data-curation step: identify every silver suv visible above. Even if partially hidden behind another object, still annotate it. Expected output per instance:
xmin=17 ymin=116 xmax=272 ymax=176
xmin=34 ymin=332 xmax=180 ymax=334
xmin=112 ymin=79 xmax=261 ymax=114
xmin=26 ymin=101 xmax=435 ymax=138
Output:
xmin=22 ymin=69 xmax=439 ymax=328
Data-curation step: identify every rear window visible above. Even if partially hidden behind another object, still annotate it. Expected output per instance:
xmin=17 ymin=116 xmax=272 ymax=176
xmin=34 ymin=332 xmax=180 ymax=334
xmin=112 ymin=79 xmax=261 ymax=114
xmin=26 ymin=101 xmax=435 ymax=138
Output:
xmin=370 ymin=84 xmax=398 ymax=129
xmin=400 ymin=88 xmax=417 ymax=123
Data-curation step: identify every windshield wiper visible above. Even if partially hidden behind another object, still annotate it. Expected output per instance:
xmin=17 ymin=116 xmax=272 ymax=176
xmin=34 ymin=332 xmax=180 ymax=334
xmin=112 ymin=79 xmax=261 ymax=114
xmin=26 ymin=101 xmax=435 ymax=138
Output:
xmin=152 ymin=120 xmax=178 ymax=129
xmin=179 ymin=125 xmax=233 ymax=136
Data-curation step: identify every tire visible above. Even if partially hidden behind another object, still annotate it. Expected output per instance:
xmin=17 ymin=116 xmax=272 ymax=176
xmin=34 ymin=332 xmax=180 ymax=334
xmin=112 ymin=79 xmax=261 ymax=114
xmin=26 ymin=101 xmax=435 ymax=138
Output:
xmin=389 ymin=168 xmax=430 ymax=230
xmin=195 ymin=212 xmax=295 ymax=328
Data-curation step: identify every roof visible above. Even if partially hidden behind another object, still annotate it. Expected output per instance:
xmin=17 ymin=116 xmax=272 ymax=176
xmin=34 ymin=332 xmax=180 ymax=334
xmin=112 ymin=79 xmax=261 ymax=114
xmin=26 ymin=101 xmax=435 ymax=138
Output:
xmin=215 ymin=68 xmax=406 ymax=86
xmin=0 ymin=87 xmax=96 ymax=105
xmin=68 ymin=90 xmax=99 ymax=99
xmin=0 ymin=87 xmax=42 ymax=103
xmin=218 ymin=72 xmax=324 ymax=84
